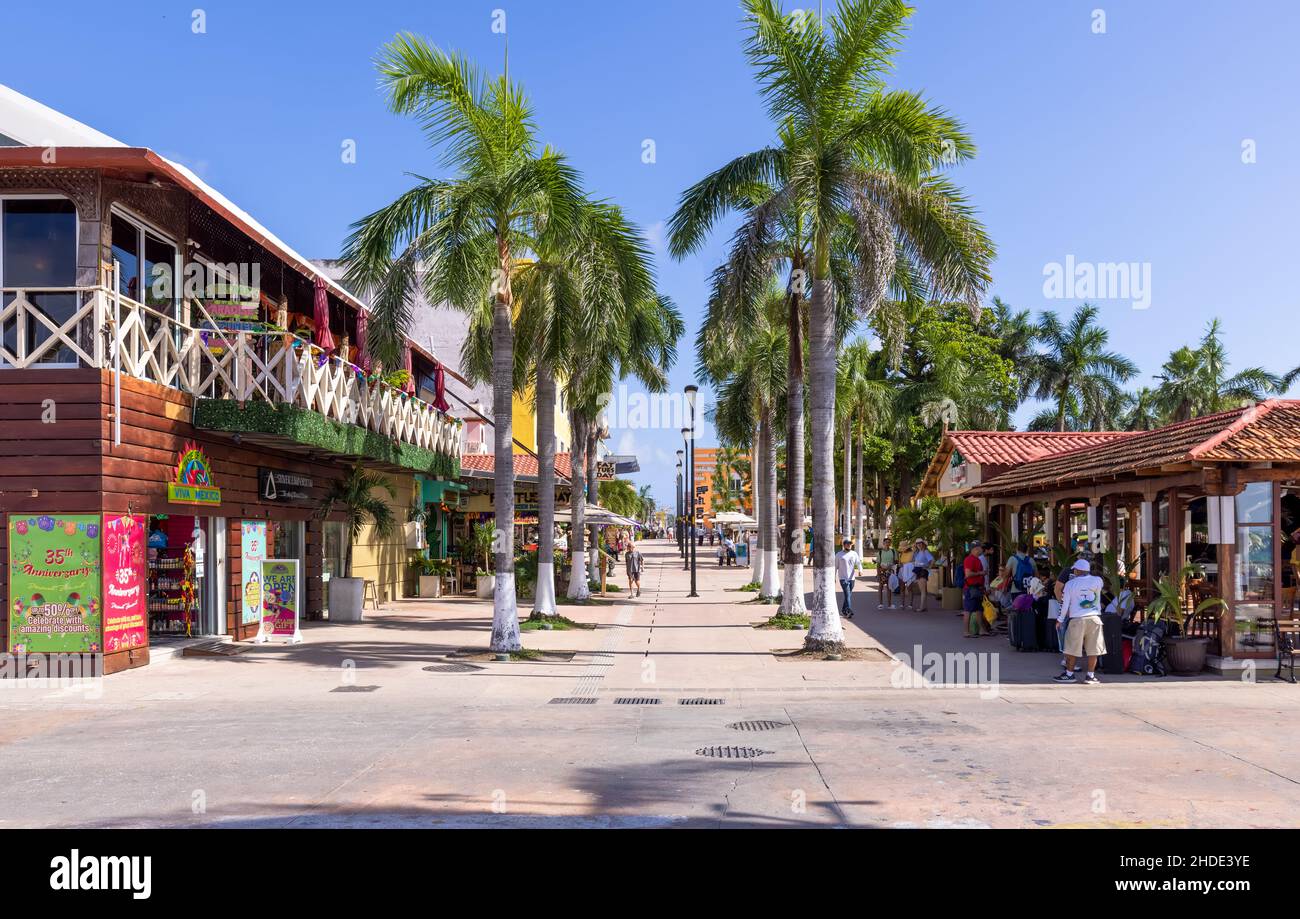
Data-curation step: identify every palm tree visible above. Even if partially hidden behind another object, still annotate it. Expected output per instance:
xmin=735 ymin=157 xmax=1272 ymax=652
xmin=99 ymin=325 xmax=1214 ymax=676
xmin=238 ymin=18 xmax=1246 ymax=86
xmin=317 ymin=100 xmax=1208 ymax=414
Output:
xmin=1032 ymin=304 xmax=1137 ymax=432
xmin=674 ymin=1 xmax=994 ymax=651
xmin=342 ymin=34 xmax=584 ymax=652
xmin=1121 ymin=386 xmax=1162 ymax=431
xmin=1153 ymin=319 xmax=1280 ymax=422
xmin=317 ymin=465 xmax=398 ymax=579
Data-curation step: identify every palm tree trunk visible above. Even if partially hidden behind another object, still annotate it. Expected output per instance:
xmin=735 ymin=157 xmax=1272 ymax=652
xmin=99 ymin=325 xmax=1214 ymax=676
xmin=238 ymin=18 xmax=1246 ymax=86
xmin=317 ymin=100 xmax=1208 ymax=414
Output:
xmin=806 ymin=277 xmax=845 ymax=651
xmin=532 ymin=358 xmax=557 ymax=616
xmin=566 ymin=410 xmax=590 ymax=599
xmin=842 ymin=421 xmax=852 ymax=539
xmin=855 ymin=415 xmax=865 ymax=551
xmin=779 ymin=287 xmax=807 ymax=616
xmin=490 ymin=290 xmax=521 ymax=652
xmin=587 ymin=423 xmax=600 ymax=580
xmin=760 ymin=405 xmax=781 ymax=598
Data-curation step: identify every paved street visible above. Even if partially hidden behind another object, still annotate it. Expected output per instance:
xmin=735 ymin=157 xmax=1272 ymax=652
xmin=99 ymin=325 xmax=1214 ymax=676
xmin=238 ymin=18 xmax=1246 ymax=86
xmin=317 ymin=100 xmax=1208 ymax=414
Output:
xmin=1 ymin=540 xmax=1297 ymax=829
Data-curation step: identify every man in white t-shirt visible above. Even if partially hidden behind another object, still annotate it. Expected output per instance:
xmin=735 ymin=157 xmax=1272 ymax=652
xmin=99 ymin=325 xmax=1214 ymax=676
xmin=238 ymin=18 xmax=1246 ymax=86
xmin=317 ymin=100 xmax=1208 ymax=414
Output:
xmin=835 ymin=539 xmax=862 ymax=621
xmin=1054 ymin=558 xmax=1106 ymax=684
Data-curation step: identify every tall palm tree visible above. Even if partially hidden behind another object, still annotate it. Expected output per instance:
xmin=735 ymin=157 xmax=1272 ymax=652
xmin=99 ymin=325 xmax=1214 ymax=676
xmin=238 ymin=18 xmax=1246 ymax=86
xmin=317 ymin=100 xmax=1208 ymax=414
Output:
xmin=1153 ymin=319 xmax=1280 ymax=422
xmin=342 ymin=34 xmax=583 ymax=652
xmin=1032 ymin=304 xmax=1137 ymax=432
xmin=317 ymin=465 xmax=398 ymax=579
xmin=673 ymin=1 xmax=993 ymax=650
xmin=1121 ymin=387 xmax=1162 ymax=431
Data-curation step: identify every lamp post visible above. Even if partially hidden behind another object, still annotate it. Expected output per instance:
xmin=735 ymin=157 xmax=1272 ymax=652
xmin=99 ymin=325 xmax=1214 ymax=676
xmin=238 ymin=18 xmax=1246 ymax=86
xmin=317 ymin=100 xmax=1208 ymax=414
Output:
xmin=684 ymin=384 xmax=699 ymax=598
xmin=676 ymin=452 xmax=684 ymax=557
xmin=682 ymin=428 xmax=691 ymax=571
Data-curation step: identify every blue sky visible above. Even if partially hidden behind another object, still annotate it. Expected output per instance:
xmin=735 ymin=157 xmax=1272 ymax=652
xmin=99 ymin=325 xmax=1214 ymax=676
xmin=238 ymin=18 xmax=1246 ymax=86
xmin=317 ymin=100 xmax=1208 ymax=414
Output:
xmin=6 ymin=0 xmax=1298 ymax=509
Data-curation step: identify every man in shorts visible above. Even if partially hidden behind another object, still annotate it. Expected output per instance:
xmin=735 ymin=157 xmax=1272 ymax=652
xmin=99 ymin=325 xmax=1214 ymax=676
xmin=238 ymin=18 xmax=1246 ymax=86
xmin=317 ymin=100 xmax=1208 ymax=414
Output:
xmin=1054 ymin=558 xmax=1106 ymax=684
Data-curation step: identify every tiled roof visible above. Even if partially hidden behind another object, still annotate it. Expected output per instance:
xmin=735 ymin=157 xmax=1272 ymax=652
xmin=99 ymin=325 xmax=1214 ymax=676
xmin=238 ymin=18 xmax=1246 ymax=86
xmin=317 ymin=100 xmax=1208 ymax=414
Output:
xmin=966 ymin=400 xmax=1300 ymax=497
xmin=460 ymin=452 xmax=574 ymax=480
xmin=918 ymin=430 xmax=1133 ymax=496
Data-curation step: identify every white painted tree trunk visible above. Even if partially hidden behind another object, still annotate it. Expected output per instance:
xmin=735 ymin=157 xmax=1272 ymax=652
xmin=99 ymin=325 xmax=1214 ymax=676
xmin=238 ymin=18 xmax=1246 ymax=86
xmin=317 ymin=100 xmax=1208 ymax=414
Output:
xmin=805 ymin=277 xmax=845 ymax=651
xmin=533 ymin=358 xmax=557 ymax=616
xmin=566 ymin=410 xmax=591 ymax=601
xmin=752 ymin=431 xmax=765 ymax=586
xmin=490 ymin=292 xmax=522 ymax=652
xmin=759 ymin=407 xmax=781 ymax=599
xmin=779 ymin=284 xmax=807 ymax=616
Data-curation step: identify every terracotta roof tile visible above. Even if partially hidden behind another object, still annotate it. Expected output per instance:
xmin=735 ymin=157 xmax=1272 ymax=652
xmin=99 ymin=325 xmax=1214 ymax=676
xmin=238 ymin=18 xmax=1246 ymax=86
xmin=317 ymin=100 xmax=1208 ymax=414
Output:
xmin=945 ymin=431 xmax=1133 ymax=466
xmin=460 ymin=452 xmax=574 ymax=480
xmin=966 ymin=400 xmax=1300 ymax=497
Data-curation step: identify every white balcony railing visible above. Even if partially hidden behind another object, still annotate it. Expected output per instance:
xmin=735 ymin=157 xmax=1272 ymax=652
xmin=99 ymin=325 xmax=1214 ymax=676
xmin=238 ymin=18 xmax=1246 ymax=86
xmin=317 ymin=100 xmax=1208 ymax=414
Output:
xmin=1 ymin=284 xmax=461 ymax=459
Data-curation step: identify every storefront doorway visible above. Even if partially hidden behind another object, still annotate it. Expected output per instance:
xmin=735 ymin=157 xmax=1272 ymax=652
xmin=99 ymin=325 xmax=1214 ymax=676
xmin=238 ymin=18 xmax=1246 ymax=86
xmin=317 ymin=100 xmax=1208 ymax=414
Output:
xmin=147 ymin=513 xmax=225 ymax=637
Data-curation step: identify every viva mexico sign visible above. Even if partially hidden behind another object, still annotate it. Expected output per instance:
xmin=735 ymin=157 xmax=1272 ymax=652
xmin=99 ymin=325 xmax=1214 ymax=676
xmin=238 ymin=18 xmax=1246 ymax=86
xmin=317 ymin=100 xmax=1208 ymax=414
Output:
xmin=167 ymin=441 xmax=222 ymax=506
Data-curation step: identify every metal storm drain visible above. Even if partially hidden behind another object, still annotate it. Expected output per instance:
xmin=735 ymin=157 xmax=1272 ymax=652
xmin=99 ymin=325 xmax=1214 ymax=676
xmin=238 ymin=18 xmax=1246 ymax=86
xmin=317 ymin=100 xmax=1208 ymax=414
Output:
xmin=549 ymin=697 xmax=597 ymax=705
xmin=331 ymin=685 xmax=380 ymax=693
xmin=614 ymin=697 xmax=661 ymax=705
xmin=695 ymin=746 xmax=774 ymax=759
xmin=423 ymin=663 xmax=484 ymax=673
xmin=727 ymin=720 xmax=790 ymax=732
xmin=679 ymin=698 xmax=725 ymax=705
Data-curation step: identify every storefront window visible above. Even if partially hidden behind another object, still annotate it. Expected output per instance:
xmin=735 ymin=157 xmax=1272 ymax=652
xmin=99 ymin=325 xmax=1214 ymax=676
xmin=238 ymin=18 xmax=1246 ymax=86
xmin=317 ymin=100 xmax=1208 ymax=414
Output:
xmin=1155 ymin=496 xmax=1170 ymax=579
xmin=1235 ymin=527 xmax=1274 ymax=602
xmin=1236 ymin=481 xmax=1273 ymax=524
xmin=1234 ymin=482 xmax=1275 ymax=653
xmin=2 ymin=197 xmax=78 ymax=364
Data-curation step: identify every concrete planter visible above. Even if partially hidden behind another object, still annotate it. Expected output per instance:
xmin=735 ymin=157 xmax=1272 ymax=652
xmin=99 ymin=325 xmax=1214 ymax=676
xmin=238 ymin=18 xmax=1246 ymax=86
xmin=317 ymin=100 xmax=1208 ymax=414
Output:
xmin=418 ymin=575 xmax=442 ymax=599
xmin=475 ymin=575 xmax=494 ymax=599
xmin=1165 ymin=636 xmax=1209 ymax=675
xmin=329 ymin=577 xmax=365 ymax=622
xmin=941 ymin=587 xmax=963 ymax=611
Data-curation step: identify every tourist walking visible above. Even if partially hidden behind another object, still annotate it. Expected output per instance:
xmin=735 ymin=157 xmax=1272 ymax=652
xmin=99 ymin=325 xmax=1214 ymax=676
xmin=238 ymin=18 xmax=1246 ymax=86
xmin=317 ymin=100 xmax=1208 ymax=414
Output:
xmin=835 ymin=538 xmax=862 ymax=620
xmin=625 ymin=542 xmax=644 ymax=597
xmin=910 ymin=539 xmax=935 ymax=612
xmin=876 ymin=537 xmax=899 ymax=609
xmin=1054 ymin=558 xmax=1105 ymax=684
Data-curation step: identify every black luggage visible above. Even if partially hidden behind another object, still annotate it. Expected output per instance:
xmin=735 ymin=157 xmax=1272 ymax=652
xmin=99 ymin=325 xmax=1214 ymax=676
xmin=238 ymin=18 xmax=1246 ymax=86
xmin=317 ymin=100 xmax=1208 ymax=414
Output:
xmin=1009 ymin=607 xmax=1038 ymax=651
xmin=1097 ymin=613 xmax=1125 ymax=674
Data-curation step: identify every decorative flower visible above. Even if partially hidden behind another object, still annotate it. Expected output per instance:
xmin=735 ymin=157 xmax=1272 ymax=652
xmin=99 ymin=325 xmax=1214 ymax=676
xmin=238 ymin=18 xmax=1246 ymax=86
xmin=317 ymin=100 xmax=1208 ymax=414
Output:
xmin=37 ymin=516 xmax=54 ymax=532
xmin=86 ymin=524 xmax=98 ymax=539
xmin=64 ymin=521 xmax=79 ymax=536
xmin=14 ymin=521 xmax=27 ymax=535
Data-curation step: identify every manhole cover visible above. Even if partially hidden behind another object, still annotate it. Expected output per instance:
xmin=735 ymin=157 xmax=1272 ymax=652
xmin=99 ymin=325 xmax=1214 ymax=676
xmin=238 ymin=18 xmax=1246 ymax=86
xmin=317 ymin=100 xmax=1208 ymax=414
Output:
xmin=727 ymin=720 xmax=790 ymax=732
xmin=695 ymin=746 xmax=773 ymax=759
xmin=331 ymin=685 xmax=380 ymax=693
xmin=549 ymin=697 xmax=597 ymax=705
xmin=423 ymin=663 xmax=484 ymax=673
xmin=614 ymin=697 xmax=660 ymax=705
xmin=679 ymin=698 xmax=725 ymax=705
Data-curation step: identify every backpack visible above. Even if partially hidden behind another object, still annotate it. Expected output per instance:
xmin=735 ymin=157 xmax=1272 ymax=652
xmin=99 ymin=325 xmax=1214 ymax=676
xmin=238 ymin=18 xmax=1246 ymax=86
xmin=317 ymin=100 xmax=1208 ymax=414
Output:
xmin=1013 ymin=554 xmax=1035 ymax=592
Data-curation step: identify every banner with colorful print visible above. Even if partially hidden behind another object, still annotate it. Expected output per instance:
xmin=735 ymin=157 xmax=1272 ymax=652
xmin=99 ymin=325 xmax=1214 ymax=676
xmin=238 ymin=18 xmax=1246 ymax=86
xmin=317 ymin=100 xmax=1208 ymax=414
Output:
xmin=101 ymin=514 xmax=148 ymax=653
xmin=258 ymin=559 xmax=302 ymax=644
xmin=240 ymin=521 xmax=267 ymax=625
xmin=7 ymin=514 xmax=102 ymax=653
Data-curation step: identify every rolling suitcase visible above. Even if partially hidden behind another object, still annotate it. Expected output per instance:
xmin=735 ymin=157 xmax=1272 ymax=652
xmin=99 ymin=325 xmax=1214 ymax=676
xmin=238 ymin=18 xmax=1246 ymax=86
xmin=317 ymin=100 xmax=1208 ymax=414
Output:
xmin=1097 ymin=613 xmax=1125 ymax=674
xmin=1009 ymin=607 xmax=1038 ymax=651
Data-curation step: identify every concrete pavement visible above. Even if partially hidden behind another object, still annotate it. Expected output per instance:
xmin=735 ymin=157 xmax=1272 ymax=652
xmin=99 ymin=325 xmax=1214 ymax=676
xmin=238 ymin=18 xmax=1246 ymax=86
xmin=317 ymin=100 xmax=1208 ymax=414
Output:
xmin=0 ymin=539 xmax=1297 ymax=828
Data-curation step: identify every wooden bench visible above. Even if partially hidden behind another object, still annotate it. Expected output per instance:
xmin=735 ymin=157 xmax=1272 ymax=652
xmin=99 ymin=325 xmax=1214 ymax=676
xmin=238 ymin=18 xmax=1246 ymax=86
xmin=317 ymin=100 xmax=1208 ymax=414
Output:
xmin=1275 ymin=618 xmax=1300 ymax=684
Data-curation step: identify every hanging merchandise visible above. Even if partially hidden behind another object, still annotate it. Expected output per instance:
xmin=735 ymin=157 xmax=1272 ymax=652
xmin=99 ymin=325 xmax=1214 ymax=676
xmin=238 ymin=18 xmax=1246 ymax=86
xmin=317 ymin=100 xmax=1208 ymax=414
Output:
xmin=181 ymin=545 xmax=197 ymax=638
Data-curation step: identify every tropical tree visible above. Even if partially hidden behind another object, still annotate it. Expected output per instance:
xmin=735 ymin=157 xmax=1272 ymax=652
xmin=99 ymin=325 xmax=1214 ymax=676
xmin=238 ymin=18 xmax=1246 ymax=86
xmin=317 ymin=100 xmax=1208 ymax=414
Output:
xmin=342 ymin=34 xmax=583 ymax=651
xmin=1153 ymin=319 xmax=1279 ymax=422
xmin=1031 ymin=304 xmax=1138 ymax=432
xmin=598 ymin=479 xmax=644 ymax=519
xmin=317 ymin=465 xmax=398 ymax=578
xmin=674 ymin=0 xmax=994 ymax=651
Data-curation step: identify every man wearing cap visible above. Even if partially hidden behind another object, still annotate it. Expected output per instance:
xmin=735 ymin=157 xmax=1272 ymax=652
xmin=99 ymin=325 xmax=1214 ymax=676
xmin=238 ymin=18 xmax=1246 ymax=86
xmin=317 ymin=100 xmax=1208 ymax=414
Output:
xmin=1054 ymin=558 xmax=1106 ymax=684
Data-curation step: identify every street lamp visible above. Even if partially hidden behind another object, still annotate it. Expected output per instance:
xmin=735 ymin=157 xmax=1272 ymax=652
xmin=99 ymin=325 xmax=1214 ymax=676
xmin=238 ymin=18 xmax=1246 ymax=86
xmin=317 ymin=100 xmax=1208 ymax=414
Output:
xmin=676 ymin=452 xmax=684 ymax=557
xmin=684 ymin=384 xmax=700 ymax=598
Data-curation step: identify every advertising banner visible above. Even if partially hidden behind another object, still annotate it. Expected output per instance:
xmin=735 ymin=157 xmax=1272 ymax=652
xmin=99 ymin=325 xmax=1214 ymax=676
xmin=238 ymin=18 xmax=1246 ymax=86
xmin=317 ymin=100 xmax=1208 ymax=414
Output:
xmin=7 ymin=514 xmax=102 ymax=653
xmin=240 ymin=521 xmax=267 ymax=626
xmin=257 ymin=558 xmax=302 ymax=644
xmin=102 ymin=514 xmax=148 ymax=653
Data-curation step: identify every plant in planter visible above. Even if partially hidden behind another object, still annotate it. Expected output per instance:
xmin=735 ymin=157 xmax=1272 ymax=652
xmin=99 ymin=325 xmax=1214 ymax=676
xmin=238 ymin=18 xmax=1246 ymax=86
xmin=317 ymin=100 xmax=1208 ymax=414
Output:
xmin=1146 ymin=564 xmax=1226 ymax=675
xmin=468 ymin=522 xmax=496 ymax=598
xmin=413 ymin=554 xmax=443 ymax=599
xmin=894 ymin=496 xmax=978 ymax=606
xmin=318 ymin=464 xmax=397 ymax=622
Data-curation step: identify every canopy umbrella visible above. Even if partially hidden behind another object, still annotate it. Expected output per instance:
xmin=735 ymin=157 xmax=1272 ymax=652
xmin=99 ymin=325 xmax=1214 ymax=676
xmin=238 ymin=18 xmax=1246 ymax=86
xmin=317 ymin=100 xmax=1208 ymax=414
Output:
xmin=552 ymin=505 xmax=625 ymax=526
xmin=354 ymin=308 xmax=372 ymax=373
xmin=712 ymin=511 xmax=757 ymax=526
xmin=400 ymin=341 xmax=416 ymax=394
xmin=312 ymin=276 xmax=335 ymax=352
xmin=431 ymin=360 xmax=450 ymax=412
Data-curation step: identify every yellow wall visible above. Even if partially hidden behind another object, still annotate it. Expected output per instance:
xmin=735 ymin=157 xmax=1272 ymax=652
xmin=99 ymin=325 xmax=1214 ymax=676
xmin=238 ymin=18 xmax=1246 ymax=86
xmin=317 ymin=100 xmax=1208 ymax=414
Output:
xmin=350 ymin=475 xmax=417 ymax=603
xmin=511 ymin=383 xmax=573 ymax=455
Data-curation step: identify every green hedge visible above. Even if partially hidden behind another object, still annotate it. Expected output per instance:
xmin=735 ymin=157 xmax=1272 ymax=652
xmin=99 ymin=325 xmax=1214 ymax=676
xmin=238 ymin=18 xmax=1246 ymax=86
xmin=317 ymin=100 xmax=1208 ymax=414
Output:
xmin=194 ymin=400 xmax=460 ymax=478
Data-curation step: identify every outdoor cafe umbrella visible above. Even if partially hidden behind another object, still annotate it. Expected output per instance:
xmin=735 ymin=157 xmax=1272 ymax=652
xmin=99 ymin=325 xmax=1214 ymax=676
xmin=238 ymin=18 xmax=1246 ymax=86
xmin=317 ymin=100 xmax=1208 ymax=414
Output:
xmin=355 ymin=308 xmax=372 ymax=373
xmin=312 ymin=276 xmax=335 ymax=353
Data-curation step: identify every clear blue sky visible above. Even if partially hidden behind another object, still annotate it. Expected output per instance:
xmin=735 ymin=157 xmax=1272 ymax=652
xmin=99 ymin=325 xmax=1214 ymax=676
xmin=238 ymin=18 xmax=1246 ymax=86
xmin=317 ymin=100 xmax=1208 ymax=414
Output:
xmin=7 ymin=0 xmax=1298 ymax=509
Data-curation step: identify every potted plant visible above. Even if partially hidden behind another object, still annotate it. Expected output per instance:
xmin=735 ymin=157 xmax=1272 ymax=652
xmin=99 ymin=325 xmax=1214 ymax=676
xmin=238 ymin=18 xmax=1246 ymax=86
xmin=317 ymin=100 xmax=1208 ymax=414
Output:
xmin=1146 ymin=563 xmax=1226 ymax=675
xmin=470 ymin=521 xmax=495 ymax=599
xmin=414 ymin=555 xmax=442 ymax=599
xmin=894 ymin=497 xmax=977 ymax=609
xmin=318 ymin=464 xmax=397 ymax=622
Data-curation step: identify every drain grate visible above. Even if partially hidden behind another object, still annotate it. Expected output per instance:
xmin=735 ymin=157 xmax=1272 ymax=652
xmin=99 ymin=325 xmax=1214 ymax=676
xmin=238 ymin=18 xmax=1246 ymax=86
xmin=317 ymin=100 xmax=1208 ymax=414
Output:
xmin=695 ymin=746 xmax=774 ymax=759
xmin=679 ymin=698 xmax=725 ymax=705
xmin=423 ymin=663 xmax=484 ymax=673
xmin=331 ymin=685 xmax=380 ymax=693
xmin=614 ymin=697 xmax=660 ymax=705
xmin=727 ymin=720 xmax=790 ymax=732
xmin=549 ymin=697 xmax=597 ymax=705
